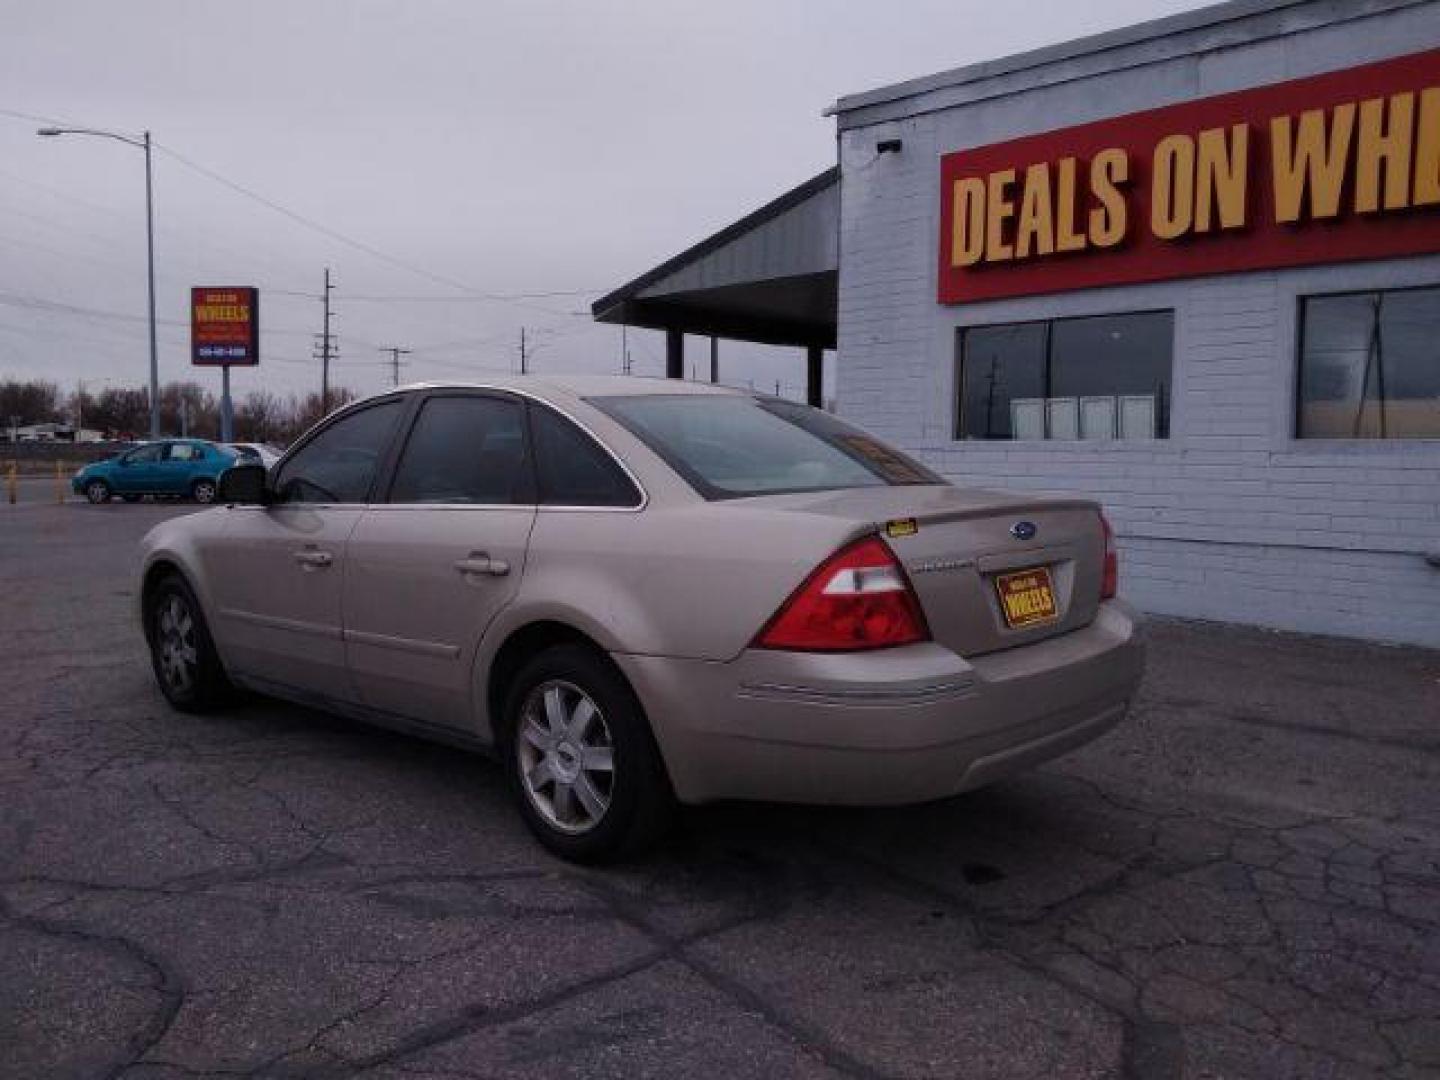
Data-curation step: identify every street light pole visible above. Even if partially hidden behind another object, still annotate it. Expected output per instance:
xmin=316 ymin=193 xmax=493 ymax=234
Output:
xmin=37 ymin=125 xmax=161 ymax=439
xmin=142 ymin=131 xmax=158 ymax=440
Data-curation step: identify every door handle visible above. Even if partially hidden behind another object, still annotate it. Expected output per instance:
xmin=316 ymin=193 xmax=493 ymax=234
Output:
xmin=294 ymin=549 xmax=334 ymax=569
xmin=454 ymin=553 xmax=510 ymax=578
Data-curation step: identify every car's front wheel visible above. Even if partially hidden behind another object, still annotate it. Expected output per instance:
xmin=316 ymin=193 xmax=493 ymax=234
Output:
xmin=501 ymin=643 xmax=673 ymax=863
xmin=84 ymin=479 xmax=111 ymax=504
xmin=191 ymin=479 xmax=218 ymax=504
xmin=145 ymin=573 xmax=230 ymax=711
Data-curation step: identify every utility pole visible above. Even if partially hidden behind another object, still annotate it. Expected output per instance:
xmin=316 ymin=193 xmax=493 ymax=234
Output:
xmin=316 ymin=267 xmax=335 ymax=413
xmin=519 ymin=327 xmax=528 ymax=374
xmin=378 ymin=346 xmax=411 ymax=388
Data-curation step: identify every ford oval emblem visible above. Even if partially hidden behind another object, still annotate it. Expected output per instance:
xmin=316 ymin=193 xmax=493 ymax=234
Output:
xmin=1010 ymin=520 xmax=1037 ymax=541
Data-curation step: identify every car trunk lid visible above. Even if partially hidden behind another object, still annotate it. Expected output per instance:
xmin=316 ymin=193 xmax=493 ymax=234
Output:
xmin=747 ymin=485 xmax=1105 ymax=658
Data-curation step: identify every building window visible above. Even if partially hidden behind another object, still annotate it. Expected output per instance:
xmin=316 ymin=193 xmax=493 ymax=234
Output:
xmin=1298 ymin=287 xmax=1440 ymax=440
xmin=957 ymin=311 xmax=1173 ymax=440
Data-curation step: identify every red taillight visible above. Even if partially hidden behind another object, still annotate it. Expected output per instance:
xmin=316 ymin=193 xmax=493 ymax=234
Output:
xmin=1100 ymin=513 xmax=1118 ymax=600
xmin=755 ymin=536 xmax=930 ymax=652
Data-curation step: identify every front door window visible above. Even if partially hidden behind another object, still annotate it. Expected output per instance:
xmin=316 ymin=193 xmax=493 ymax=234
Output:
xmin=273 ymin=401 xmax=404 ymax=504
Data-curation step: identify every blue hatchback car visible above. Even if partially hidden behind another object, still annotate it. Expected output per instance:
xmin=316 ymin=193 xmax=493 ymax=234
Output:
xmin=73 ymin=439 xmax=238 ymax=504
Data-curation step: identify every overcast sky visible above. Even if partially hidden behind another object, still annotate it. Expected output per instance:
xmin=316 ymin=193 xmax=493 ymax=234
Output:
xmin=1 ymin=0 xmax=1211 ymax=407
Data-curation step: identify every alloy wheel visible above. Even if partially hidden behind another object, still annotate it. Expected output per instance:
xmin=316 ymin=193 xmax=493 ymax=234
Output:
xmin=156 ymin=594 xmax=198 ymax=695
xmin=516 ymin=679 xmax=615 ymax=835
xmin=193 ymin=481 xmax=217 ymax=504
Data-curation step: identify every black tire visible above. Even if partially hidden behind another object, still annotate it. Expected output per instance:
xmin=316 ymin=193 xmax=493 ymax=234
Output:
xmin=191 ymin=479 xmax=218 ymax=504
xmin=500 ymin=643 xmax=674 ymax=863
xmin=145 ymin=573 xmax=231 ymax=712
xmin=84 ymin=479 xmax=111 ymax=504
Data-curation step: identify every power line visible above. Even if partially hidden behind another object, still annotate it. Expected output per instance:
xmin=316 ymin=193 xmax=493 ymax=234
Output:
xmin=150 ymin=142 xmax=595 ymax=318
xmin=0 ymin=106 xmax=76 ymax=127
xmin=0 ymin=168 xmax=128 ymax=219
xmin=413 ymin=354 xmax=512 ymax=375
xmin=152 ymin=142 xmax=476 ymax=295
xmin=0 ymin=289 xmax=318 ymax=338
xmin=4 ymin=131 xmax=598 ymax=323
xmin=0 ymin=290 xmax=188 ymax=327
xmin=0 ymin=167 xmax=317 ymax=288
xmin=403 ymin=330 xmax=515 ymax=354
xmin=336 ymin=288 xmax=601 ymax=302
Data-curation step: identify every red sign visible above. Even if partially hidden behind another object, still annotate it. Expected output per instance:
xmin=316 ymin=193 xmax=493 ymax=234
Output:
xmin=191 ymin=286 xmax=259 ymax=366
xmin=938 ymin=49 xmax=1440 ymax=305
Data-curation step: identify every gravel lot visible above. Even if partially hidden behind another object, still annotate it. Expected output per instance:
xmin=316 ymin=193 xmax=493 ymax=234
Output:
xmin=3 ymin=500 xmax=1438 ymax=1079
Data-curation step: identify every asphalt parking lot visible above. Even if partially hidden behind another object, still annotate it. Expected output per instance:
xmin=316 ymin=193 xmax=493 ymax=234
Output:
xmin=3 ymin=499 xmax=1438 ymax=1079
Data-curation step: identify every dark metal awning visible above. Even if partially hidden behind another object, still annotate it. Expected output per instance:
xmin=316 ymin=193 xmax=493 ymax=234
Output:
xmin=592 ymin=168 xmax=838 ymax=350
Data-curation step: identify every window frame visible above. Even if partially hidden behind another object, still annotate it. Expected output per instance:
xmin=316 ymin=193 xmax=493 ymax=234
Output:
xmin=1294 ymin=282 xmax=1440 ymax=442
xmin=122 ymin=442 xmax=167 ymax=464
xmin=590 ymin=393 xmax=941 ymax=502
xmin=953 ymin=308 xmax=1175 ymax=442
xmin=365 ymin=388 xmax=648 ymax=512
xmin=379 ymin=389 xmax=537 ymax=507
xmin=269 ymin=394 xmax=414 ymax=507
xmin=526 ymin=400 xmax=643 ymax=509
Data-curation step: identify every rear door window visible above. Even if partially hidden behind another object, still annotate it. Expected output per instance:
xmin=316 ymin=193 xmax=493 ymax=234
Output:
xmin=166 ymin=442 xmax=201 ymax=462
xmin=529 ymin=404 xmax=640 ymax=507
xmin=389 ymin=395 xmax=530 ymax=504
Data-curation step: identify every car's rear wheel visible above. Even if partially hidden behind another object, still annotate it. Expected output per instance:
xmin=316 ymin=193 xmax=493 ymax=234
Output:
xmin=191 ymin=479 xmax=218 ymax=504
xmin=501 ymin=643 xmax=673 ymax=863
xmin=84 ymin=480 xmax=111 ymax=504
xmin=146 ymin=573 xmax=230 ymax=711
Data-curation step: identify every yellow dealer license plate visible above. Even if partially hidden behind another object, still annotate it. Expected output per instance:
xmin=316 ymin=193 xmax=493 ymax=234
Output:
xmin=995 ymin=567 xmax=1058 ymax=629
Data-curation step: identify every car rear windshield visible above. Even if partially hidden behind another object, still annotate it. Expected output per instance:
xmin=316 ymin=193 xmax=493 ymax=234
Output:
xmin=590 ymin=394 xmax=942 ymax=500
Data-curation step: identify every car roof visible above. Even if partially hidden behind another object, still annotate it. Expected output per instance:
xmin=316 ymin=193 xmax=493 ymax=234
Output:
xmin=393 ymin=374 xmax=749 ymax=400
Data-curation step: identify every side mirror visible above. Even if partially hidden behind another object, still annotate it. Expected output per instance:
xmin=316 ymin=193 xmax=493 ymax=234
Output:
xmin=219 ymin=463 xmax=269 ymax=505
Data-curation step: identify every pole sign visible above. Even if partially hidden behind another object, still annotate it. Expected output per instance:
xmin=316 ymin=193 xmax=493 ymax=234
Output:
xmin=938 ymin=48 xmax=1440 ymax=304
xmin=191 ymin=286 xmax=260 ymax=365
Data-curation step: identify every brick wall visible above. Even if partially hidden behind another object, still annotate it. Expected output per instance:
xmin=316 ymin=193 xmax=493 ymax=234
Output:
xmin=835 ymin=1 xmax=1440 ymax=647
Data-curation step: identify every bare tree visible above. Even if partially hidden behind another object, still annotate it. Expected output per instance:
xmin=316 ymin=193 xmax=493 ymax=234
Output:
xmin=236 ymin=390 xmax=282 ymax=443
xmin=283 ymin=388 xmax=357 ymax=443
xmin=159 ymin=382 xmax=217 ymax=439
xmin=0 ymin=379 xmax=61 ymax=428
xmin=4 ymin=376 xmax=357 ymax=444
xmin=89 ymin=388 xmax=151 ymax=439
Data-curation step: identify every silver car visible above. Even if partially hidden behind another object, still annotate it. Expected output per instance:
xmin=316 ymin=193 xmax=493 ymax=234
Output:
xmin=139 ymin=377 xmax=1143 ymax=861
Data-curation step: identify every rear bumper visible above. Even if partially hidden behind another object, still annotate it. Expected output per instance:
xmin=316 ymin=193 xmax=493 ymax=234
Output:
xmin=613 ymin=601 xmax=1144 ymax=806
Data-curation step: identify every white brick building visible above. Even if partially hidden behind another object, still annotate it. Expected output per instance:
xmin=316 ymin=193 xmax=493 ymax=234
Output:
xmin=596 ymin=0 xmax=1440 ymax=648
